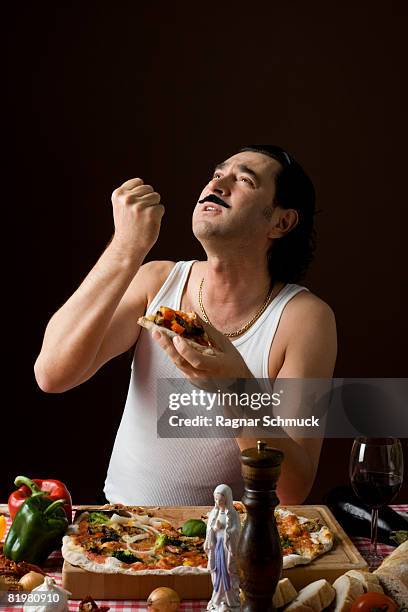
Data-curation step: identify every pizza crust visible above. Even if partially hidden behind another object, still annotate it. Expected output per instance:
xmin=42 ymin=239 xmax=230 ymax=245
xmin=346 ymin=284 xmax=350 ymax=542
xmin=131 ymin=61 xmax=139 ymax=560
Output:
xmin=138 ymin=317 xmax=219 ymax=355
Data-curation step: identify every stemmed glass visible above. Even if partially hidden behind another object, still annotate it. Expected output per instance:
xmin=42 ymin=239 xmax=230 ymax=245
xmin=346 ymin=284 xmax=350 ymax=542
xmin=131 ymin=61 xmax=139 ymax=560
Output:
xmin=349 ymin=438 xmax=404 ymax=569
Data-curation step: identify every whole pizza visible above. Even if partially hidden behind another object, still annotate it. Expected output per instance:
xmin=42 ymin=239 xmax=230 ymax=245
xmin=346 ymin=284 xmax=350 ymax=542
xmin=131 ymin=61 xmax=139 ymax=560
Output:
xmin=62 ymin=506 xmax=208 ymax=575
xmin=62 ymin=504 xmax=334 ymax=575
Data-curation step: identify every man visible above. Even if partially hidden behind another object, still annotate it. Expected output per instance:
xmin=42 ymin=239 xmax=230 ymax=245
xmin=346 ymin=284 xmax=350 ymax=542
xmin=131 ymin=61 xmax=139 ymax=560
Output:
xmin=34 ymin=145 xmax=337 ymax=505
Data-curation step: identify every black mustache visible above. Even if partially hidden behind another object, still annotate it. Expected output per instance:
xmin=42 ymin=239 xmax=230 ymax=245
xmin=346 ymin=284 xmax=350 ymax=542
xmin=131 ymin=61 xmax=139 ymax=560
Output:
xmin=199 ymin=194 xmax=230 ymax=208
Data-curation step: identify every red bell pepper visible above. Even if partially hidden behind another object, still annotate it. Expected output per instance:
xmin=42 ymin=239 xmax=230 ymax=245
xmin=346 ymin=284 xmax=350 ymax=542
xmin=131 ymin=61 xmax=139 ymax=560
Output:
xmin=8 ymin=476 xmax=72 ymax=522
xmin=171 ymin=321 xmax=185 ymax=335
xmin=161 ymin=307 xmax=176 ymax=321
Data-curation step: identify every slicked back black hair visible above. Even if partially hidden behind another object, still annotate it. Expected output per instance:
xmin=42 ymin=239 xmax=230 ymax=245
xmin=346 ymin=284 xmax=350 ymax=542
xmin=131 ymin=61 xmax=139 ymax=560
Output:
xmin=240 ymin=145 xmax=316 ymax=283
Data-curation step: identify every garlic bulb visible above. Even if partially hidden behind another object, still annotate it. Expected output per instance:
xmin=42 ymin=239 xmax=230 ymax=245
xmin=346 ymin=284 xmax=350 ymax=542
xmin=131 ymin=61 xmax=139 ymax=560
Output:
xmin=23 ymin=576 xmax=71 ymax=612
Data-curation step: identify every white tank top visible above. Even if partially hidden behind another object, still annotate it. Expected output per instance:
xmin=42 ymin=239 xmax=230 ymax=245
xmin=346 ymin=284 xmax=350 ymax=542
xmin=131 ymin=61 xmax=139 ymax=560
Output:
xmin=104 ymin=261 xmax=307 ymax=506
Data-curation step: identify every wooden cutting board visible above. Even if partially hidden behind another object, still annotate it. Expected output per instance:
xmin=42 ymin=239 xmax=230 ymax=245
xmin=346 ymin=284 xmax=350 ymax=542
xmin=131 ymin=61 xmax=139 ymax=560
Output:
xmin=62 ymin=505 xmax=368 ymax=599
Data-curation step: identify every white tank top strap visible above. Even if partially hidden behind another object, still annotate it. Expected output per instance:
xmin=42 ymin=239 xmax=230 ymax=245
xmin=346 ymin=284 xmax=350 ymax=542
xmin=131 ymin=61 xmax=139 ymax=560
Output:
xmin=231 ymin=283 xmax=308 ymax=379
xmin=148 ymin=260 xmax=196 ymax=314
xmin=259 ymin=283 xmax=308 ymax=377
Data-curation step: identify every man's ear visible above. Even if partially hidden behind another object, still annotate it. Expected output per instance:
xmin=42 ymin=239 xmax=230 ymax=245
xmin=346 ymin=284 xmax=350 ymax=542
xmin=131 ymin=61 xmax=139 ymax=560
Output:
xmin=268 ymin=208 xmax=299 ymax=239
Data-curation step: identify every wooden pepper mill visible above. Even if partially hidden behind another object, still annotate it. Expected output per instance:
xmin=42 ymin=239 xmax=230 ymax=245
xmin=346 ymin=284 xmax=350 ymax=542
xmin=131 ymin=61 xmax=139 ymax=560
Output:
xmin=237 ymin=440 xmax=284 ymax=612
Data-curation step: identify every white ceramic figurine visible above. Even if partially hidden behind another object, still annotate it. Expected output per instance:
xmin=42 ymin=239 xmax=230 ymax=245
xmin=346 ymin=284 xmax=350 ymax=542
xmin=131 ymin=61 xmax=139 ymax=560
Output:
xmin=204 ymin=484 xmax=241 ymax=612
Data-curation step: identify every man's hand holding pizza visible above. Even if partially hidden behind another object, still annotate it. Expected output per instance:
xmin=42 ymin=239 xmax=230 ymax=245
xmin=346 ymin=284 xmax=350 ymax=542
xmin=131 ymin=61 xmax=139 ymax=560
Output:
xmin=151 ymin=314 xmax=253 ymax=387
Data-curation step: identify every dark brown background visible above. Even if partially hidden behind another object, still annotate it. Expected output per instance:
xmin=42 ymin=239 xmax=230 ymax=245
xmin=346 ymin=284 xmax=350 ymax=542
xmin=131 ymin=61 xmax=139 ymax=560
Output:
xmin=4 ymin=2 xmax=407 ymax=503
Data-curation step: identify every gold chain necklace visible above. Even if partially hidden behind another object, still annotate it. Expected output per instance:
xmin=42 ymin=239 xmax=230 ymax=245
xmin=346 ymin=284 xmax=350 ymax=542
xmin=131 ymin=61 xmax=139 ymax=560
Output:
xmin=198 ymin=278 xmax=274 ymax=338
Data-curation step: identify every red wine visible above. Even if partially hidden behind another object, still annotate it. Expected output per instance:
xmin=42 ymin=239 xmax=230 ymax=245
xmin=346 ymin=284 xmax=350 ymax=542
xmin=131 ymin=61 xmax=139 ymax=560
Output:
xmin=351 ymin=471 xmax=402 ymax=507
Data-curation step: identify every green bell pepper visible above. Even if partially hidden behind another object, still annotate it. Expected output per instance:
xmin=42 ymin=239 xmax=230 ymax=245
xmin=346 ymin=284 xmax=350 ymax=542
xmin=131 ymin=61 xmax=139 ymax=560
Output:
xmin=4 ymin=489 xmax=68 ymax=564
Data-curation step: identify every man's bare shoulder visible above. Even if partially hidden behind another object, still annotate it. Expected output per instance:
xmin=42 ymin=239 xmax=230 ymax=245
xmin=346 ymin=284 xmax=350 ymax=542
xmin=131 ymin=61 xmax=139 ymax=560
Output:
xmin=139 ymin=259 xmax=176 ymax=278
xmin=283 ymin=289 xmax=336 ymax=328
xmin=274 ymin=288 xmax=336 ymax=350
xmin=130 ymin=260 xmax=176 ymax=304
xmin=271 ymin=289 xmax=337 ymax=377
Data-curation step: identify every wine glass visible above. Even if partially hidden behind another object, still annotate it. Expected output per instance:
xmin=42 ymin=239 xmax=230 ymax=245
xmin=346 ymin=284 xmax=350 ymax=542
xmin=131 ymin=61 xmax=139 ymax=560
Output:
xmin=349 ymin=438 xmax=404 ymax=569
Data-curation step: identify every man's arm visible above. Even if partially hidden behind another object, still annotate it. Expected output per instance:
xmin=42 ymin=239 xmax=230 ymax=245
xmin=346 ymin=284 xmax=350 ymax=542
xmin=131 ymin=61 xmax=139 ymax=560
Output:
xmin=236 ymin=293 xmax=337 ymax=504
xmin=34 ymin=178 xmax=167 ymax=393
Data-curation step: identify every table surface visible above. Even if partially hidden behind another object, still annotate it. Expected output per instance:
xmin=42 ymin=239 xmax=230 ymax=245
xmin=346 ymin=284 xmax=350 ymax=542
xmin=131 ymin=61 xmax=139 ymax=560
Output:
xmin=1 ymin=505 xmax=407 ymax=612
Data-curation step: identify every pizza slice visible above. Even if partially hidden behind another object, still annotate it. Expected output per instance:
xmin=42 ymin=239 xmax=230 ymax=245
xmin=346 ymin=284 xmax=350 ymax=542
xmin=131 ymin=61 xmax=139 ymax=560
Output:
xmin=276 ymin=508 xmax=334 ymax=569
xmin=138 ymin=306 xmax=219 ymax=355
xmin=231 ymin=504 xmax=334 ymax=569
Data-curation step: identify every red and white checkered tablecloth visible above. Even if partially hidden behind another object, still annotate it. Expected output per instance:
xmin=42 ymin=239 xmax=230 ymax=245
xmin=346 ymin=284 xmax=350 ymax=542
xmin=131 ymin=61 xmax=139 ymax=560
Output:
xmin=1 ymin=505 xmax=407 ymax=611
